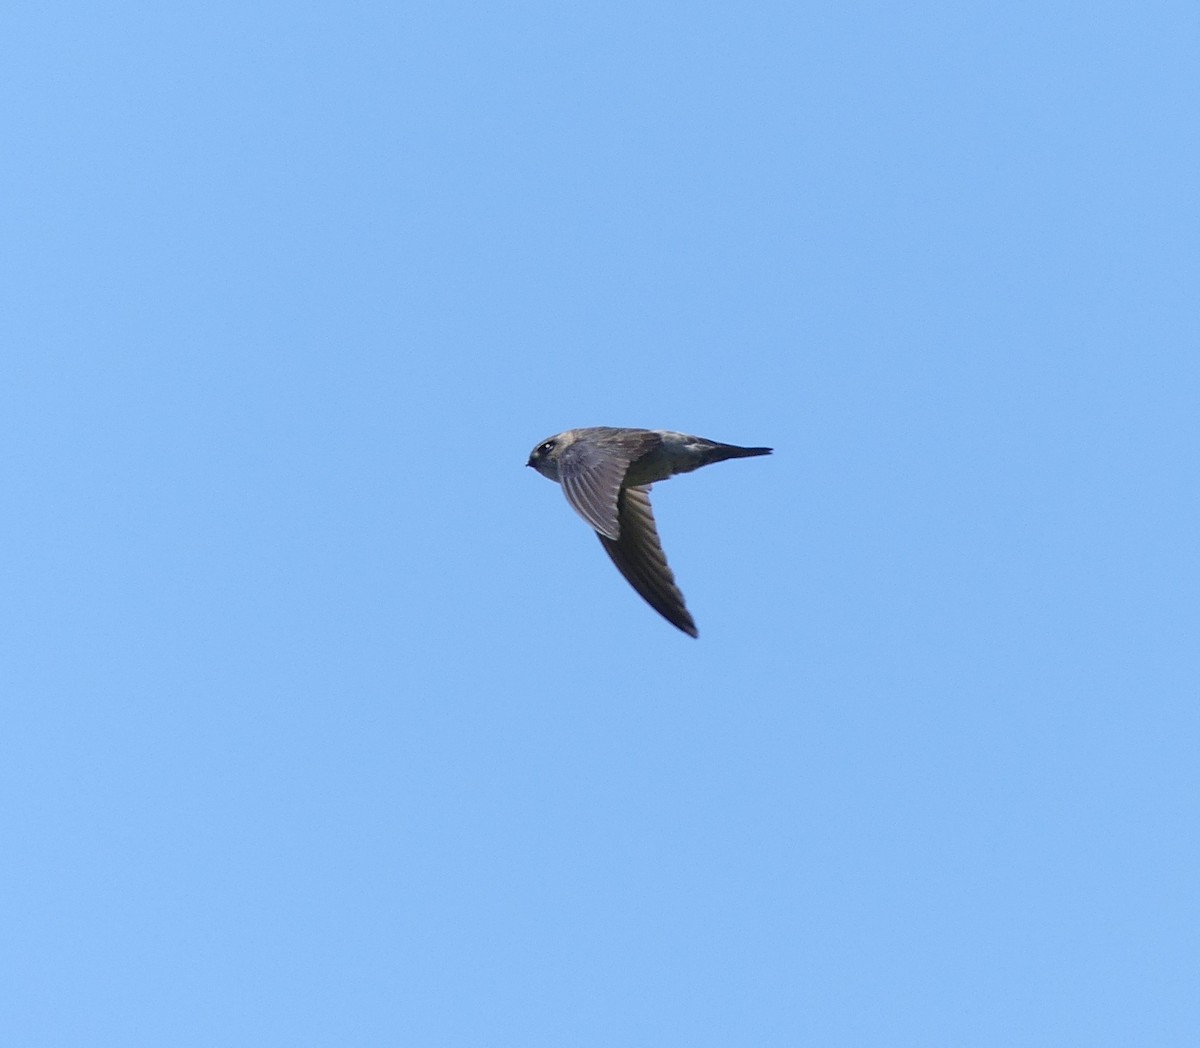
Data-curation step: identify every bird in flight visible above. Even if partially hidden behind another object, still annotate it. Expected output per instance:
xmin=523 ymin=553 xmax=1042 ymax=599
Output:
xmin=526 ymin=427 xmax=772 ymax=637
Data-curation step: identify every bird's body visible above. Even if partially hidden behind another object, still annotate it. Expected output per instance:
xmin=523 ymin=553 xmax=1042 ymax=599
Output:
xmin=526 ymin=427 xmax=772 ymax=637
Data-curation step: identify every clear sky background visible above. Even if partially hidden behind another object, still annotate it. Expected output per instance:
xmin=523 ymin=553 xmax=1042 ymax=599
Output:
xmin=3 ymin=2 xmax=1197 ymax=1045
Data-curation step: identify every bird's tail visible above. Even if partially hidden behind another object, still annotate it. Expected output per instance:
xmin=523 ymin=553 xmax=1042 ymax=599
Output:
xmin=701 ymin=441 xmax=773 ymax=465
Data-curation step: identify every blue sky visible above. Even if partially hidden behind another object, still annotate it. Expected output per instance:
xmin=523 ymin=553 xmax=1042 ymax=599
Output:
xmin=3 ymin=1 xmax=1197 ymax=1045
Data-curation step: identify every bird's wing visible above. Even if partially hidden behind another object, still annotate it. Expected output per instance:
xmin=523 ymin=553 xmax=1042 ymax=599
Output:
xmin=597 ymin=484 xmax=697 ymax=637
xmin=558 ymin=431 xmax=659 ymax=540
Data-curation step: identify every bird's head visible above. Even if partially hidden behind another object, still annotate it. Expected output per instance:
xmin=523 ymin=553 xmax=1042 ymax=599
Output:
xmin=526 ymin=431 xmax=570 ymax=481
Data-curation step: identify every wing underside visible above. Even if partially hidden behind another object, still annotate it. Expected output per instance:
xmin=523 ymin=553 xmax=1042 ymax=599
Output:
xmin=558 ymin=430 xmax=661 ymax=540
xmin=597 ymin=485 xmax=697 ymax=637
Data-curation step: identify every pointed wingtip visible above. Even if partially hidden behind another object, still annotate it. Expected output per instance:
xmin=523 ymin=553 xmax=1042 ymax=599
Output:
xmin=673 ymin=615 xmax=699 ymax=638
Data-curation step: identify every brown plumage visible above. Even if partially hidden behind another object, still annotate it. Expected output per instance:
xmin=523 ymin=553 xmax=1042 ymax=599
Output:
xmin=527 ymin=427 xmax=772 ymax=636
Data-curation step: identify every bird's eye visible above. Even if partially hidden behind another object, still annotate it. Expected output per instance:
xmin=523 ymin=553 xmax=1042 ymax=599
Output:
xmin=539 ymin=441 xmax=554 ymax=454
